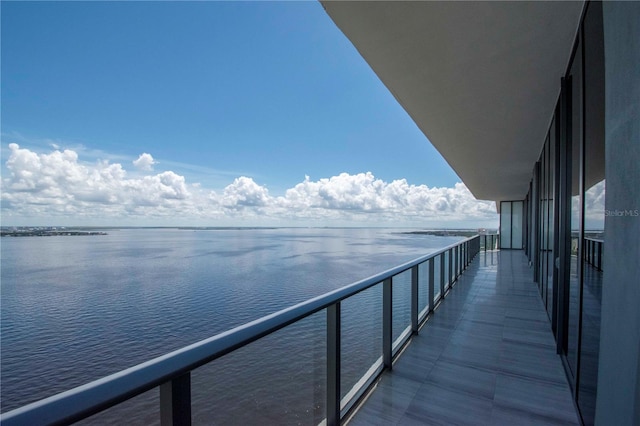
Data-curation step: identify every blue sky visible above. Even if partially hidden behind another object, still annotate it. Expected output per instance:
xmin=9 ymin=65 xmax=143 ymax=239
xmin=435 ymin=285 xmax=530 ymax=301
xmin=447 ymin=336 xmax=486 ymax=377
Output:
xmin=1 ymin=1 xmax=497 ymax=228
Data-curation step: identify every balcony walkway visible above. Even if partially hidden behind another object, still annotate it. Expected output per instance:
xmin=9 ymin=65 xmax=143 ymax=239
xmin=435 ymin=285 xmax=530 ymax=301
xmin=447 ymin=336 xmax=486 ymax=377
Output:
xmin=347 ymin=250 xmax=579 ymax=426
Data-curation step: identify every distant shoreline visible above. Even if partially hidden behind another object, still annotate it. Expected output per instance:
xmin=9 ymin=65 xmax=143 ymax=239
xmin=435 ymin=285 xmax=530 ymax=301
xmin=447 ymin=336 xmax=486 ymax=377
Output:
xmin=401 ymin=230 xmax=492 ymax=238
xmin=0 ymin=227 xmax=495 ymax=238
xmin=1 ymin=230 xmax=107 ymax=237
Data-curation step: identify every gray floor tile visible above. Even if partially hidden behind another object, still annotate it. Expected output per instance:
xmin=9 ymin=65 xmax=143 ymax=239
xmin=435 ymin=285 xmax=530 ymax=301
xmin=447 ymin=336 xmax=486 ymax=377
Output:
xmin=347 ymin=251 xmax=578 ymax=426
xmin=404 ymin=384 xmax=494 ymax=426
xmin=493 ymin=374 xmax=579 ymax=424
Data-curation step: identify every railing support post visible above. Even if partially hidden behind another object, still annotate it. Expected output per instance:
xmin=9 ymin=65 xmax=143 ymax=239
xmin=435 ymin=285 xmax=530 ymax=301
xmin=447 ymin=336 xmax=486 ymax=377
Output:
xmin=326 ymin=303 xmax=341 ymax=426
xmin=383 ymin=277 xmax=393 ymax=369
xmin=411 ymin=266 xmax=419 ymax=334
xmin=160 ymin=372 xmax=191 ymax=426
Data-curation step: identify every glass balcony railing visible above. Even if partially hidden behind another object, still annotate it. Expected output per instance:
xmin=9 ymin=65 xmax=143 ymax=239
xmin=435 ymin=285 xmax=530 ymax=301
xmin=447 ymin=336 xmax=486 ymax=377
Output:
xmin=583 ymin=237 xmax=604 ymax=271
xmin=1 ymin=236 xmax=481 ymax=426
xmin=479 ymin=233 xmax=499 ymax=251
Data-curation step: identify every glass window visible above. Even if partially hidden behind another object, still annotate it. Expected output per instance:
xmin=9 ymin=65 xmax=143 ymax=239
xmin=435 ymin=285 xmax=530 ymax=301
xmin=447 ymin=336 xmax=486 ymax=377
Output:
xmin=539 ymin=145 xmax=547 ymax=296
xmin=512 ymin=201 xmax=523 ymax=249
xmin=547 ymin=118 xmax=556 ymax=316
xmin=578 ymin=2 xmax=605 ymax=424
xmin=501 ymin=202 xmax=512 ymax=249
xmin=566 ymin=33 xmax=583 ymax=379
xmin=530 ymin=181 xmax=535 ymax=258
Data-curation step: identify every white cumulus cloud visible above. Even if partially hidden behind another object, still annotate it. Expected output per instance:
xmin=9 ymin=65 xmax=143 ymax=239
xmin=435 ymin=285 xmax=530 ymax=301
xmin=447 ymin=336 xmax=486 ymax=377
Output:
xmin=133 ymin=153 xmax=156 ymax=171
xmin=276 ymin=172 xmax=496 ymax=221
xmin=2 ymin=144 xmax=198 ymax=219
xmin=1 ymin=144 xmax=498 ymax=227
xmin=223 ymin=176 xmax=270 ymax=208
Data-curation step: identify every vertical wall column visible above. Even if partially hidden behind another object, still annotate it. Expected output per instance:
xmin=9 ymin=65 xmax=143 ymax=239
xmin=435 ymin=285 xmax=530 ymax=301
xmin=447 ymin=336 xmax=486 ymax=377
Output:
xmin=596 ymin=3 xmax=640 ymax=424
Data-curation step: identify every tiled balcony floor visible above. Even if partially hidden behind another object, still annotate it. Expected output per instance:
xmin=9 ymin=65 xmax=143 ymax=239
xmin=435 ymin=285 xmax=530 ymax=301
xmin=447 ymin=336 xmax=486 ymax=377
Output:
xmin=347 ymin=250 xmax=579 ymax=426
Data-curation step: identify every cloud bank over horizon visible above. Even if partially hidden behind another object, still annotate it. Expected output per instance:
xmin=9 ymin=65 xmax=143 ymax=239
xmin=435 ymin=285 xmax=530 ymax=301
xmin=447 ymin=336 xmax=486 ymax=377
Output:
xmin=1 ymin=144 xmax=498 ymax=227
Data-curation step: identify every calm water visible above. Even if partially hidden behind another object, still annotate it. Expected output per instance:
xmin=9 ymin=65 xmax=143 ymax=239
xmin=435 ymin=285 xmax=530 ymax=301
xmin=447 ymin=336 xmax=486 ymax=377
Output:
xmin=1 ymin=228 xmax=461 ymax=423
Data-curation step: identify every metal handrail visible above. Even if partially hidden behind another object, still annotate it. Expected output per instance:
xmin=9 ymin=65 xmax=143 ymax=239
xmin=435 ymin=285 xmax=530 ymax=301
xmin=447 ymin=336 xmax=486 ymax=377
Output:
xmin=584 ymin=237 xmax=604 ymax=244
xmin=1 ymin=235 xmax=481 ymax=426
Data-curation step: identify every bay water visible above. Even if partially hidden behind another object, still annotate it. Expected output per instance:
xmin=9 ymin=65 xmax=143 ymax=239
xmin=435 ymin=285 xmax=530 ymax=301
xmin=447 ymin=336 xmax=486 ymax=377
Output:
xmin=1 ymin=228 xmax=461 ymax=424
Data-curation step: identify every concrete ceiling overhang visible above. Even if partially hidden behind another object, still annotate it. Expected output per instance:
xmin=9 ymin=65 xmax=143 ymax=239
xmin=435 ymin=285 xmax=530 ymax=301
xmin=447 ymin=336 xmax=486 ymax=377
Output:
xmin=321 ymin=1 xmax=584 ymax=203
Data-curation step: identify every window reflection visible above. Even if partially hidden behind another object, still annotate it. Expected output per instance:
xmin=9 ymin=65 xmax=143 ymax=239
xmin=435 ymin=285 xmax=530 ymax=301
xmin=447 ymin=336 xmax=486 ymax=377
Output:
xmin=539 ymin=144 xmax=547 ymax=300
xmin=547 ymin=121 xmax=556 ymax=316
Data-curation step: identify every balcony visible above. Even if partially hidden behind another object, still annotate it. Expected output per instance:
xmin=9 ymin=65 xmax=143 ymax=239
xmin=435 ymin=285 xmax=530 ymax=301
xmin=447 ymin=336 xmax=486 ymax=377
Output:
xmin=347 ymin=250 xmax=579 ymax=425
xmin=1 ymin=238 xmax=580 ymax=425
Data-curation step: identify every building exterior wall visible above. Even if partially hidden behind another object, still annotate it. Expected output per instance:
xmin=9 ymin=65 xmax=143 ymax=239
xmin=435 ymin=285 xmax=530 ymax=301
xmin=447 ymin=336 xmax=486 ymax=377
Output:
xmin=596 ymin=2 xmax=640 ymax=425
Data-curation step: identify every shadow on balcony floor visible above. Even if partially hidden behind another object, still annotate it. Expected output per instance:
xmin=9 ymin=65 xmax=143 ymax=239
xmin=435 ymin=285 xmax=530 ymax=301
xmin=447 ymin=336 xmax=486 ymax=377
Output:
xmin=347 ymin=250 xmax=579 ymax=426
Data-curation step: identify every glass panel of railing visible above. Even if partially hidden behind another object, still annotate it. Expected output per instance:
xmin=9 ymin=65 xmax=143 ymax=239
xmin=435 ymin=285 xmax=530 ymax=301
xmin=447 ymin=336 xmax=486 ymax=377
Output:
xmin=450 ymin=249 xmax=455 ymax=286
xmin=190 ymin=311 xmax=326 ymax=425
xmin=340 ymin=284 xmax=382 ymax=404
xmin=464 ymin=244 xmax=467 ymax=267
xmin=443 ymin=251 xmax=450 ymax=290
xmin=461 ymin=245 xmax=465 ymax=269
xmin=418 ymin=261 xmax=429 ymax=320
xmin=391 ymin=269 xmax=412 ymax=354
xmin=598 ymin=243 xmax=603 ymax=270
xmin=433 ymin=255 xmax=441 ymax=302
xmin=76 ymin=388 xmax=159 ymax=425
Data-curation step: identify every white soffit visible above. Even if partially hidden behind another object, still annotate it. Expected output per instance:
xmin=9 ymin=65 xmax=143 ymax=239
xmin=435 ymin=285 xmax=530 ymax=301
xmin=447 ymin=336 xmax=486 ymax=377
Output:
xmin=322 ymin=1 xmax=584 ymax=202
